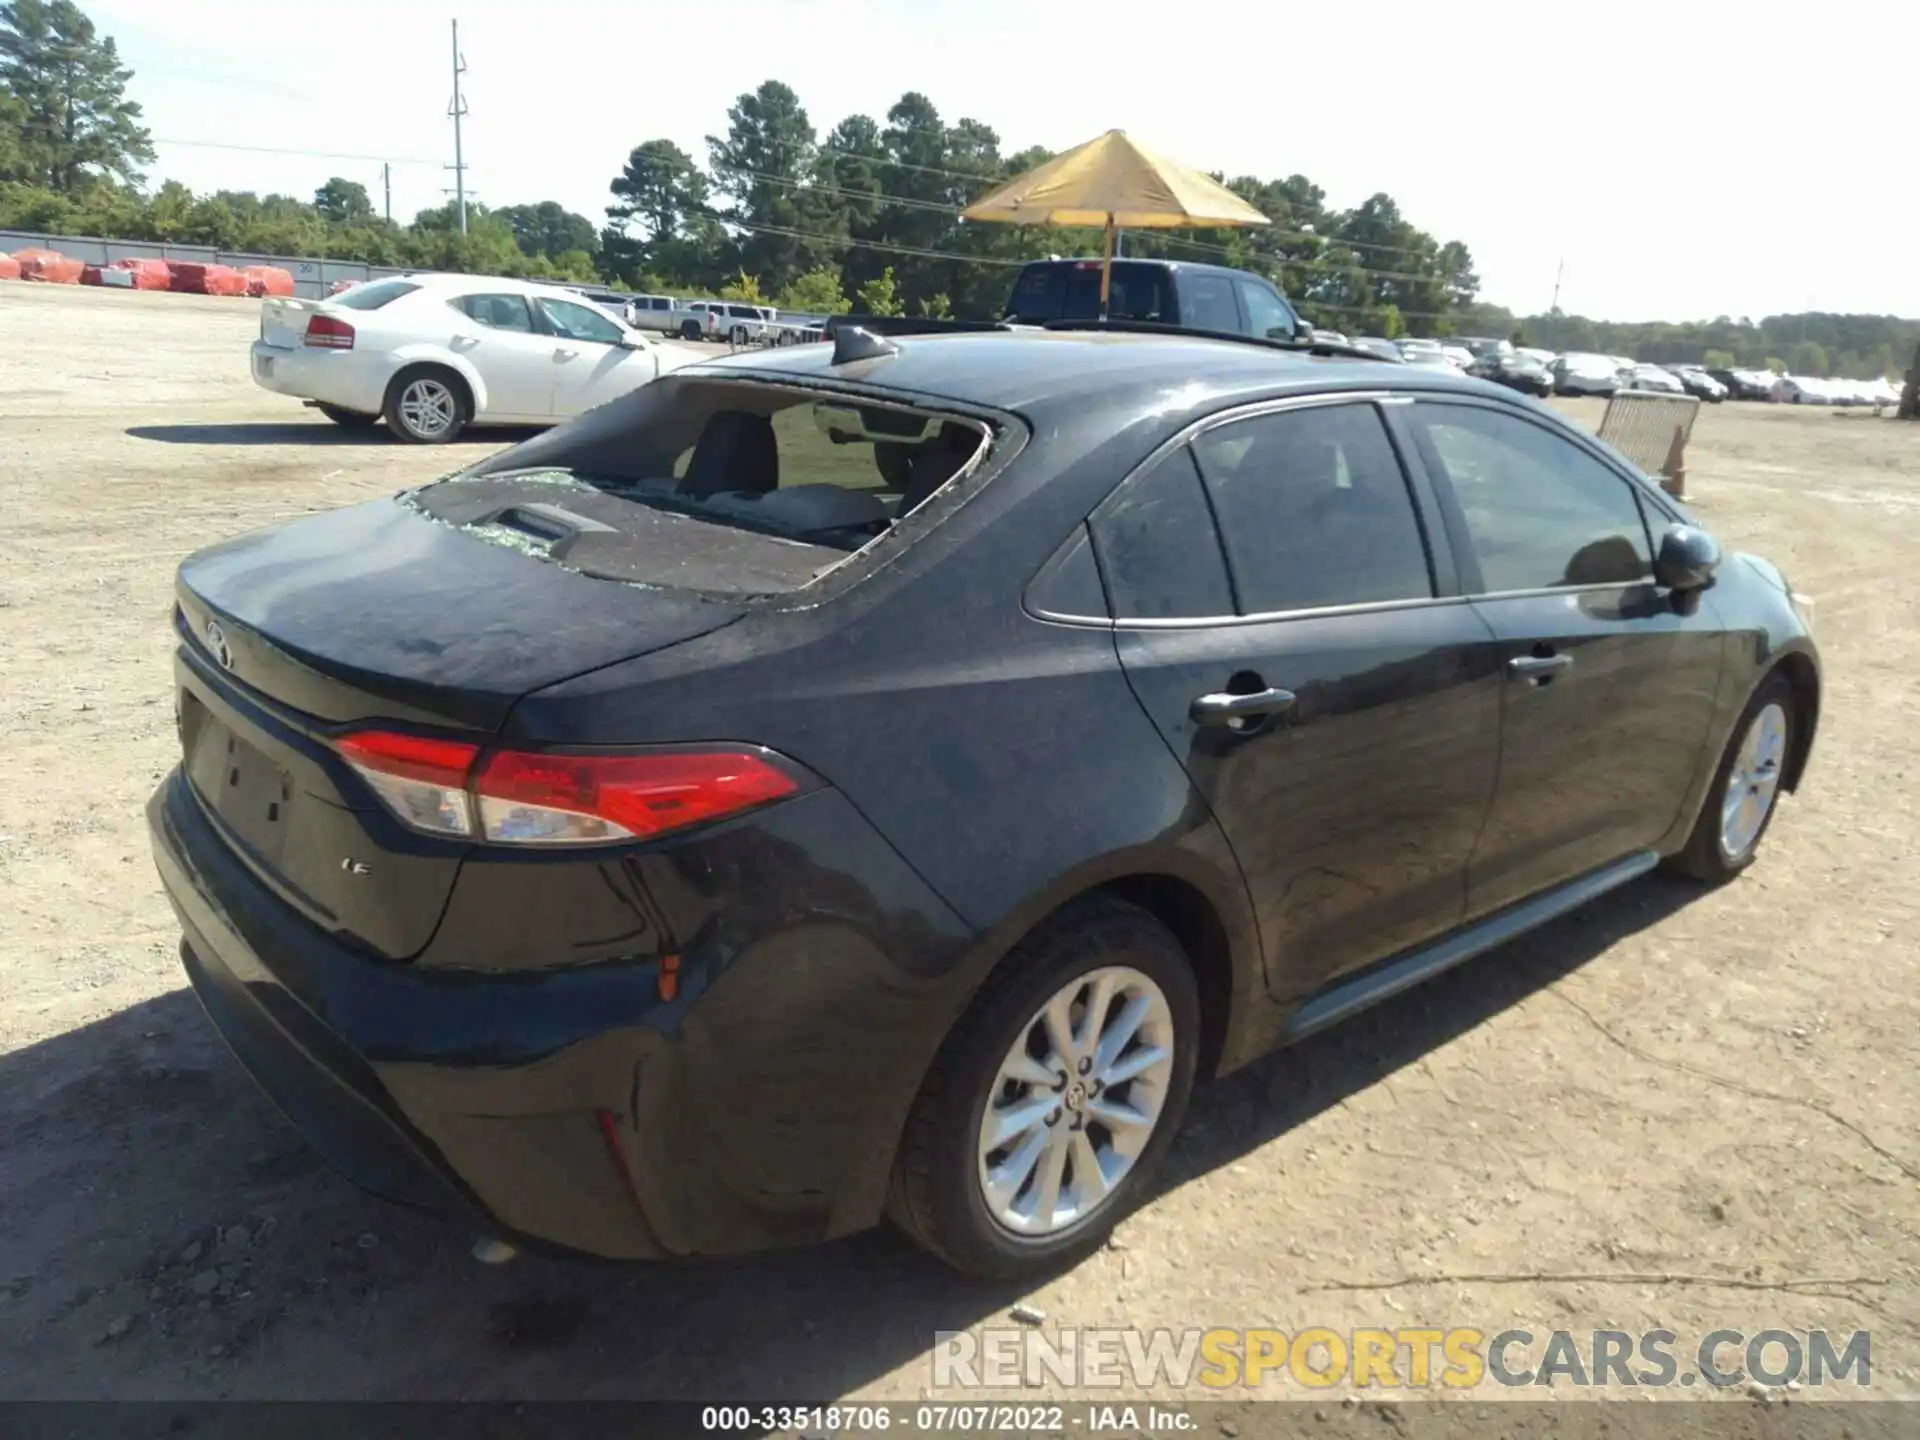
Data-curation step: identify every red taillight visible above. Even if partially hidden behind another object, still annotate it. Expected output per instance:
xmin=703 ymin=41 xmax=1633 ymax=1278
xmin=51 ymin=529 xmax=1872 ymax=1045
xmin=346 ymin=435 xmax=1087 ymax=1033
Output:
xmin=473 ymin=748 xmax=800 ymax=846
xmin=332 ymin=731 xmax=802 ymax=847
xmin=304 ymin=313 xmax=355 ymax=349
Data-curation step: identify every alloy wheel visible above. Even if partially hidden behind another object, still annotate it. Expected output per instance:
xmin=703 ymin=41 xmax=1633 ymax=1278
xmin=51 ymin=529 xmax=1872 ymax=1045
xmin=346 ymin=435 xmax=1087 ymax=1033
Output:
xmin=398 ymin=378 xmax=458 ymax=440
xmin=976 ymin=966 xmax=1175 ymax=1238
xmin=1720 ymin=701 xmax=1788 ymax=861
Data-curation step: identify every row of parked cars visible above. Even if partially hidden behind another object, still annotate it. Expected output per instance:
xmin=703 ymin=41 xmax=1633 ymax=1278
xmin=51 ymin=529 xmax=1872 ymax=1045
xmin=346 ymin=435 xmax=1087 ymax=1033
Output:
xmin=557 ymin=287 xmax=826 ymax=346
xmin=561 ymin=271 xmax=1908 ymax=410
xmin=1314 ymin=331 xmax=1904 ymax=409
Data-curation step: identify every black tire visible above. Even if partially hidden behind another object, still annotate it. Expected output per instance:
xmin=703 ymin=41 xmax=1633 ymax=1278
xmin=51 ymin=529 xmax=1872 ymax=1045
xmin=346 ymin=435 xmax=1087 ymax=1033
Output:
xmin=679 ymin=320 xmax=702 ymax=341
xmin=381 ymin=366 xmax=469 ymax=445
xmin=314 ymin=403 xmax=377 ymax=427
xmin=1665 ymin=672 xmax=1797 ymax=884
xmin=887 ymin=897 xmax=1200 ymax=1279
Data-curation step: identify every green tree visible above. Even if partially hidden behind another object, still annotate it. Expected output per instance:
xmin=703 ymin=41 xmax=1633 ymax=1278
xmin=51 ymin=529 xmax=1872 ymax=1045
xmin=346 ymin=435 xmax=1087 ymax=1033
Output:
xmin=1702 ymin=348 xmax=1736 ymax=369
xmin=606 ymin=138 xmax=722 ymax=288
xmin=706 ymin=81 xmax=839 ymax=293
xmin=0 ymin=85 xmax=27 ymax=180
xmin=495 ymin=200 xmax=597 ymax=259
xmin=916 ymin=291 xmax=951 ymax=318
xmin=718 ymin=268 xmax=764 ymax=302
xmin=0 ymin=0 xmax=153 ymax=190
xmin=1786 ymin=340 xmax=1828 ymax=376
xmin=312 ymin=176 xmax=372 ymax=223
xmin=609 ymin=138 xmax=707 ymax=240
xmin=776 ymin=264 xmax=849 ymax=313
xmin=856 ymin=265 xmax=902 ymax=316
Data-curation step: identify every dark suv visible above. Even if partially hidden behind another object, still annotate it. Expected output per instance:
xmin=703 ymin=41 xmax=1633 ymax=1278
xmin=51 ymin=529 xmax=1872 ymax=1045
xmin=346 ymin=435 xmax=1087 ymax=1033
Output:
xmin=1003 ymin=258 xmax=1308 ymax=342
xmin=149 ymin=328 xmax=1819 ymax=1279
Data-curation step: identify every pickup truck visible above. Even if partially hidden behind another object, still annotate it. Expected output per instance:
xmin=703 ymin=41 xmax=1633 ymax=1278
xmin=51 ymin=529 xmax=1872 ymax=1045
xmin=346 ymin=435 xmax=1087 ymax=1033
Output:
xmin=1001 ymin=257 xmax=1311 ymax=343
xmin=624 ymin=294 xmax=681 ymax=333
xmin=670 ymin=300 xmax=779 ymax=344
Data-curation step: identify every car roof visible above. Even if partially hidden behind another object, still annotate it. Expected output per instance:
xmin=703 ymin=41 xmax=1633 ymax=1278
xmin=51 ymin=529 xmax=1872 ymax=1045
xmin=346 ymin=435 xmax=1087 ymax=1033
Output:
xmin=388 ymin=272 xmax=610 ymax=304
xmin=1014 ymin=255 xmax=1276 ymax=282
xmin=702 ymin=328 xmax=1495 ymax=419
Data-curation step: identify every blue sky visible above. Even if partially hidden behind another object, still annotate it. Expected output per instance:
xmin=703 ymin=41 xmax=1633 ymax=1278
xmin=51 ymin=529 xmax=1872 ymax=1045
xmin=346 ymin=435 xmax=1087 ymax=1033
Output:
xmin=91 ymin=0 xmax=1919 ymax=320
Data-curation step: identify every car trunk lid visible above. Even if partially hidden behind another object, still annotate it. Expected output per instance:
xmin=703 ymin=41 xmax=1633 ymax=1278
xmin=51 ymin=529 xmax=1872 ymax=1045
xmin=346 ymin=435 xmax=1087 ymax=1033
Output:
xmin=258 ymin=297 xmax=329 ymax=351
xmin=173 ymin=497 xmax=745 ymax=958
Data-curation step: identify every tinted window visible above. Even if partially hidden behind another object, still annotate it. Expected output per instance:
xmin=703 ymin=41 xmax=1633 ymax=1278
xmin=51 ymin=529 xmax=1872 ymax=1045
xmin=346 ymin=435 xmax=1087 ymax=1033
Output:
xmin=1003 ymin=262 xmax=1173 ymax=323
xmin=536 ymin=297 xmax=624 ymax=344
xmin=1027 ymin=526 xmax=1108 ymax=620
xmin=1234 ymin=280 xmax=1296 ymax=340
xmin=457 ymin=293 xmax=533 ymax=332
xmin=1180 ymin=273 xmax=1241 ymax=333
xmin=1089 ymin=449 xmax=1232 ymax=619
xmin=1192 ymin=404 xmax=1433 ymax=614
xmin=1411 ymin=403 xmax=1653 ymax=592
xmin=332 ymin=279 xmax=419 ymax=311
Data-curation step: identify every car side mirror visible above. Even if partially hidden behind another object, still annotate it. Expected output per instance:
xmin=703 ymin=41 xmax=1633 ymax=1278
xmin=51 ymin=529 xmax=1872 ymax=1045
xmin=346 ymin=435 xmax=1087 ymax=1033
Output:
xmin=618 ymin=331 xmax=649 ymax=350
xmin=1654 ymin=523 xmax=1720 ymax=608
xmin=1293 ymin=316 xmax=1315 ymax=341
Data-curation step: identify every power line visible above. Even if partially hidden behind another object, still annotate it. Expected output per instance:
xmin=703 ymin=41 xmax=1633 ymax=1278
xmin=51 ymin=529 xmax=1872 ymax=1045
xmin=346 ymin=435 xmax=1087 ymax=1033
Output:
xmin=153 ymin=136 xmax=442 ymax=167
xmin=632 ymin=146 xmax=1451 ymax=266
xmin=635 ymin=153 xmax=1462 ymax=285
xmin=689 ymin=209 xmax=1031 ymax=268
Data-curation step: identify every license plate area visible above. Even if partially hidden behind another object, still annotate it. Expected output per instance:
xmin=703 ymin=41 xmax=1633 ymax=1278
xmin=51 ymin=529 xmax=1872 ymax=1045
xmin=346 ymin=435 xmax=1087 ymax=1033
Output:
xmin=183 ymin=691 xmax=294 ymax=865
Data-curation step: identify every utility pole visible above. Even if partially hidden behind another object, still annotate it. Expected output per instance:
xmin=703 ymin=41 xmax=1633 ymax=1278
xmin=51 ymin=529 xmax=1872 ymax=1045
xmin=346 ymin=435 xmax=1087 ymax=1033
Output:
xmin=1550 ymin=255 xmax=1564 ymax=313
xmin=382 ymin=162 xmax=391 ymax=224
xmin=446 ymin=18 xmax=469 ymax=234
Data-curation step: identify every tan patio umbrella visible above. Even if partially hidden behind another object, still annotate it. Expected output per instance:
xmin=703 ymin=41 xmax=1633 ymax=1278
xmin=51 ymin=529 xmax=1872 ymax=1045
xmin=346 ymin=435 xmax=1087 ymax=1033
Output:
xmin=962 ymin=129 xmax=1270 ymax=318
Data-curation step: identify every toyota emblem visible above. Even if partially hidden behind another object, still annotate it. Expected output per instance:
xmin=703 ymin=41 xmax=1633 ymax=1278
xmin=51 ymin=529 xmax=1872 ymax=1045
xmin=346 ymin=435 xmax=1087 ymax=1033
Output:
xmin=204 ymin=619 xmax=233 ymax=670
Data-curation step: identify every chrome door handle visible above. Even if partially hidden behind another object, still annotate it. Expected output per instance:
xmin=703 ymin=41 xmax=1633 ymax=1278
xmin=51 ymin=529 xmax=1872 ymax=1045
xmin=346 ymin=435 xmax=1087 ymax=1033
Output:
xmin=555 ymin=347 xmax=579 ymax=359
xmin=1508 ymin=654 xmax=1574 ymax=682
xmin=1191 ymin=687 xmax=1297 ymax=725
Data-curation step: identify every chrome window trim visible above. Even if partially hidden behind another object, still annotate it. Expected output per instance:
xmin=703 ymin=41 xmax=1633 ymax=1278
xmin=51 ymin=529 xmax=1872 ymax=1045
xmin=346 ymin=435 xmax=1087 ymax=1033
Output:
xmin=1041 ymin=580 xmax=1649 ymax=632
xmin=1056 ymin=385 xmax=1664 ymax=631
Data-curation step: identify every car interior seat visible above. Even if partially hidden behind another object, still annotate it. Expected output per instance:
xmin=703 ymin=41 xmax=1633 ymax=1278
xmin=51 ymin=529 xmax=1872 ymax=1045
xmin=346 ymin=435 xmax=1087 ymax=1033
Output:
xmin=893 ymin=426 xmax=979 ymax=520
xmin=679 ymin=411 xmax=779 ymax=500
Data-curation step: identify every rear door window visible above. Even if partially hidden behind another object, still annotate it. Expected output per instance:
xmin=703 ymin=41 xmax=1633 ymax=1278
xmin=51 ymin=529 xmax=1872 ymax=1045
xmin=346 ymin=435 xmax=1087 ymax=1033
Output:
xmin=1088 ymin=449 xmax=1233 ymax=620
xmin=410 ymin=380 xmax=991 ymax=596
xmin=456 ymin=293 xmax=534 ymax=332
xmin=1192 ymin=402 xmax=1434 ymax=614
xmin=1179 ymin=273 xmax=1242 ymax=333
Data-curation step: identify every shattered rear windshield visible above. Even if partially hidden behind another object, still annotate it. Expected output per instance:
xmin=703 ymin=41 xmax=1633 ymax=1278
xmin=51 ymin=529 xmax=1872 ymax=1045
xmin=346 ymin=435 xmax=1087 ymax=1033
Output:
xmin=406 ymin=376 xmax=991 ymax=596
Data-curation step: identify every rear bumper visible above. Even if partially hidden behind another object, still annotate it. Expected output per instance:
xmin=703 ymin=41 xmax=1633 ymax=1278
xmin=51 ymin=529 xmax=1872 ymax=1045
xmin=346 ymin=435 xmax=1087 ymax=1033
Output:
xmin=148 ymin=767 xmax=976 ymax=1260
xmin=249 ymin=341 xmax=386 ymax=414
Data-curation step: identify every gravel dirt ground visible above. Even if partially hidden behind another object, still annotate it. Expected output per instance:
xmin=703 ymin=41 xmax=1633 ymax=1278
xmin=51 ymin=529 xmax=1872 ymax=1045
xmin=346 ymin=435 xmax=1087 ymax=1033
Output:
xmin=0 ymin=283 xmax=1914 ymax=1409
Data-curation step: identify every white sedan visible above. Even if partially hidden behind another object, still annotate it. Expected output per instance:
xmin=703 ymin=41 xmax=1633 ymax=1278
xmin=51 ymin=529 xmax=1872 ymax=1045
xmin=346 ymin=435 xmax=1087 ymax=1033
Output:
xmin=249 ymin=273 xmax=700 ymax=443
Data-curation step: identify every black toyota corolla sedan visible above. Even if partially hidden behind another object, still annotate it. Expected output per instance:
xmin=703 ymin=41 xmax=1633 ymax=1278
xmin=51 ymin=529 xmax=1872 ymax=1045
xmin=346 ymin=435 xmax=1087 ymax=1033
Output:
xmin=149 ymin=323 xmax=1820 ymax=1279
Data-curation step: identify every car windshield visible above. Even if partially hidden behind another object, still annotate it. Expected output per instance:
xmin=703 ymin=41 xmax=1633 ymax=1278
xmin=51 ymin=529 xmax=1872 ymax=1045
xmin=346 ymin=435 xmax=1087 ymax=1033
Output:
xmin=406 ymin=377 xmax=993 ymax=596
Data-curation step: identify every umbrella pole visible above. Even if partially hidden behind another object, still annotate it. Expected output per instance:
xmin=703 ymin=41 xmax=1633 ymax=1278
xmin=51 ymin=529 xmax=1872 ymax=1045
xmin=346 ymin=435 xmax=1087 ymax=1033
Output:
xmin=1099 ymin=216 xmax=1115 ymax=320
